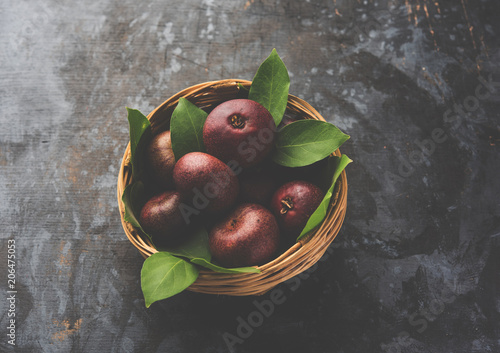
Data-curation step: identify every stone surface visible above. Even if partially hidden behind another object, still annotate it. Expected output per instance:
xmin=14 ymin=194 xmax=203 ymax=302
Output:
xmin=0 ymin=0 xmax=499 ymax=352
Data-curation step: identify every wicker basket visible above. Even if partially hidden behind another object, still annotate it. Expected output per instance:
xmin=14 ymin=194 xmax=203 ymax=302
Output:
xmin=117 ymin=79 xmax=348 ymax=296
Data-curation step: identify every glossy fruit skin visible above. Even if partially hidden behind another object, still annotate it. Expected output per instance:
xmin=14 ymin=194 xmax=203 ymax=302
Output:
xmin=203 ymin=99 xmax=276 ymax=168
xmin=145 ymin=130 xmax=176 ymax=190
xmin=270 ymin=180 xmax=324 ymax=240
xmin=173 ymin=152 xmax=239 ymax=215
xmin=139 ymin=190 xmax=189 ymax=246
xmin=209 ymin=203 xmax=280 ymax=267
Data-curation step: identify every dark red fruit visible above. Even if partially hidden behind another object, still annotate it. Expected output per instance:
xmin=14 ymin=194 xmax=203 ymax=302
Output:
xmin=203 ymin=99 xmax=276 ymax=168
xmin=238 ymin=169 xmax=277 ymax=206
xmin=270 ymin=181 xmax=324 ymax=240
xmin=145 ymin=130 xmax=176 ymax=189
xmin=172 ymin=152 xmax=239 ymax=216
xmin=139 ymin=190 xmax=190 ymax=246
xmin=208 ymin=203 xmax=280 ymax=267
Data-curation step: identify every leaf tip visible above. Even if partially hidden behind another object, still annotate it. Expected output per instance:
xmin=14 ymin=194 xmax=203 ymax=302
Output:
xmin=177 ymin=97 xmax=189 ymax=106
xmin=125 ymin=106 xmax=140 ymax=115
xmin=340 ymin=153 xmax=353 ymax=163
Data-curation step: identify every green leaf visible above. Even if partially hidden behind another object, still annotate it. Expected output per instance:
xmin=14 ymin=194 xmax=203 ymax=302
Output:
xmin=122 ymin=181 xmax=149 ymax=236
xmin=170 ymin=97 xmax=208 ymax=159
xmin=141 ymin=252 xmax=199 ymax=307
xmin=272 ymin=120 xmax=350 ymax=167
xmin=297 ymin=154 xmax=352 ymax=241
xmin=126 ymin=107 xmax=152 ymax=179
xmin=156 ymin=227 xmax=212 ymax=261
xmin=248 ymin=48 xmax=290 ymax=126
xmin=190 ymin=258 xmax=261 ymax=274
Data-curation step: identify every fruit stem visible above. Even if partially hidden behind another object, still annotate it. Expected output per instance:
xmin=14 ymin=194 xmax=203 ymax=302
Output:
xmin=280 ymin=197 xmax=294 ymax=214
xmin=230 ymin=115 xmax=246 ymax=129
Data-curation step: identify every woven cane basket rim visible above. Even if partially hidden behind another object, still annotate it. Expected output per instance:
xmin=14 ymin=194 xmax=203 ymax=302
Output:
xmin=117 ymin=79 xmax=348 ymax=296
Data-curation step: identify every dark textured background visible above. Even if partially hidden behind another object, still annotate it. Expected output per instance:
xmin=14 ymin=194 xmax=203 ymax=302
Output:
xmin=1 ymin=0 xmax=499 ymax=352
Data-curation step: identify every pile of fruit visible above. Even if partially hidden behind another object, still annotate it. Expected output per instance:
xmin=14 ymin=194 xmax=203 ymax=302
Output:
xmin=122 ymin=50 xmax=351 ymax=306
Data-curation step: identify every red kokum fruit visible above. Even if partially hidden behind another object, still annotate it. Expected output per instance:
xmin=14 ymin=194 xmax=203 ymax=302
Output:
xmin=208 ymin=203 xmax=280 ymax=267
xmin=145 ymin=130 xmax=176 ymax=190
xmin=270 ymin=180 xmax=324 ymax=240
xmin=173 ymin=152 xmax=239 ymax=216
xmin=139 ymin=190 xmax=190 ymax=246
xmin=203 ymin=99 xmax=276 ymax=168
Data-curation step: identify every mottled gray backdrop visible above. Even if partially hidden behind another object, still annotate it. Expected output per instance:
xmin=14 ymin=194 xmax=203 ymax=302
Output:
xmin=1 ymin=0 xmax=499 ymax=352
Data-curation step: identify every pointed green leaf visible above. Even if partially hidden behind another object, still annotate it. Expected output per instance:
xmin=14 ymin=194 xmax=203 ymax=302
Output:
xmin=297 ymin=154 xmax=352 ymax=241
xmin=141 ymin=252 xmax=199 ymax=307
xmin=126 ymin=107 xmax=152 ymax=179
xmin=272 ymin=120 xmax=350 ymax=167
xmin=248 ymin=48 xmax=290 ymax=126
xmin=170 ymin=98 xmax=208 ymax=159
xmin=190 ymin=258 xmax=260 ymax=274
